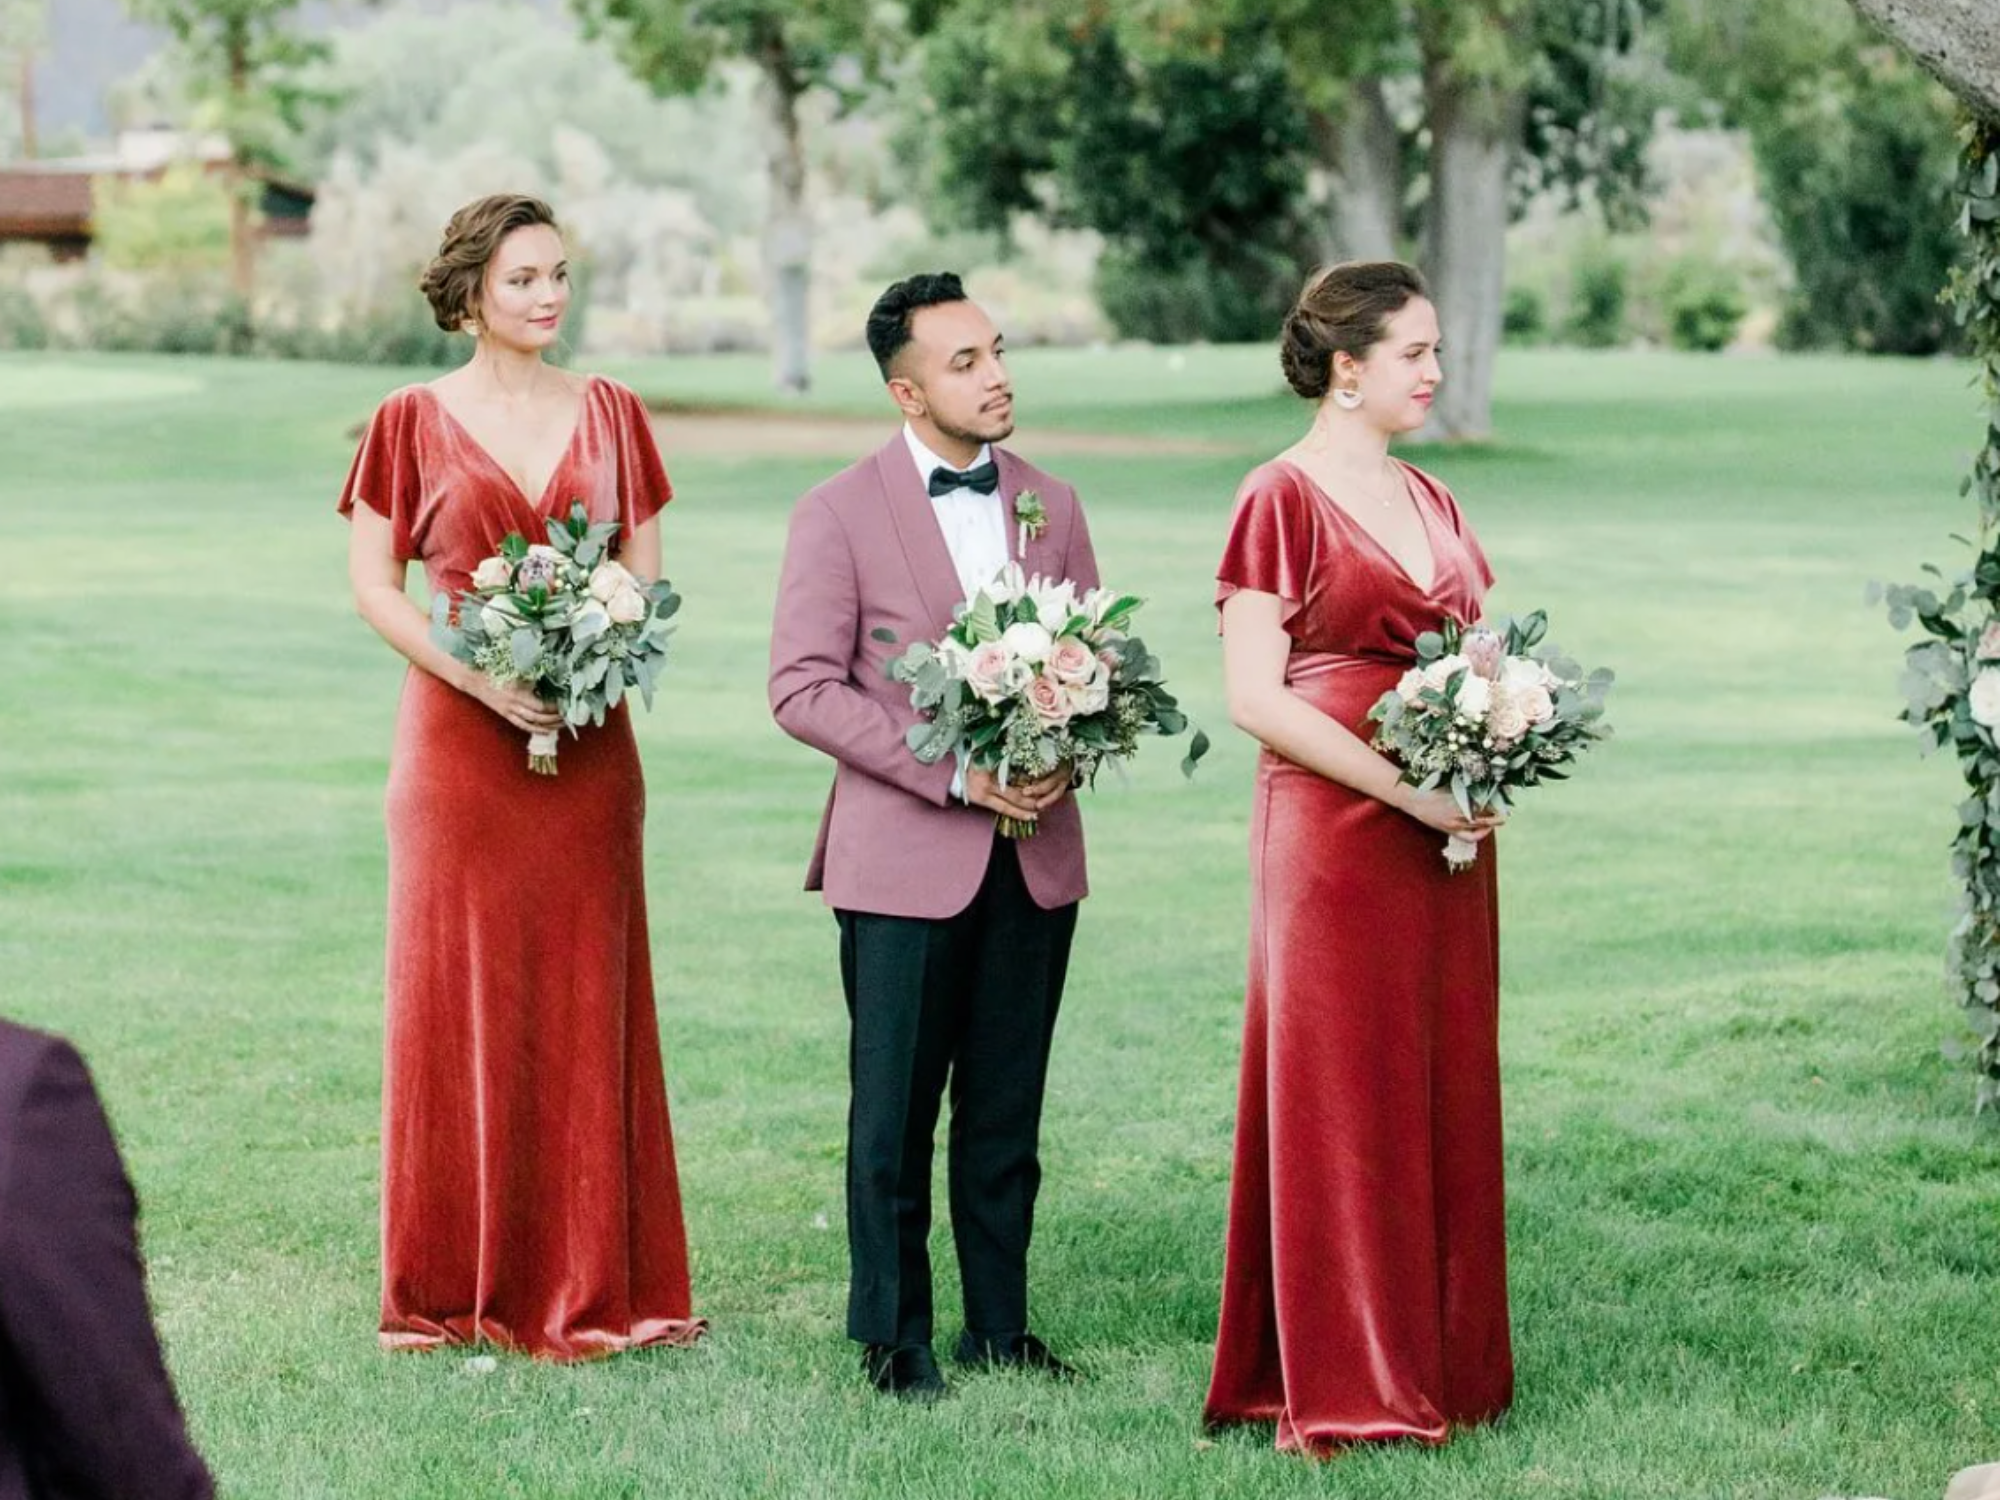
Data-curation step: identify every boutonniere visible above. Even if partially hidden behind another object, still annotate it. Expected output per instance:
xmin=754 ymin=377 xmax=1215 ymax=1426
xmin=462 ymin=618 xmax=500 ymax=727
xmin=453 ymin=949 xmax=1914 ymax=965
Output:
xmin=1013 ymin=490 xmax=1048 ymax=554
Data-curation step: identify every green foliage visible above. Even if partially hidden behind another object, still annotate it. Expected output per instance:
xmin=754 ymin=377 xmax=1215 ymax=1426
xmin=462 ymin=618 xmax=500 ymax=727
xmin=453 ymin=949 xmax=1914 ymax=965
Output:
xmin=89 ymin=162 xmax=234 ymax=272
xmin=1762 ymin=45 xmax=1961 ymax=354
xmin=1518 ymin=0 xmax=1682 ymax=230
xmin=0 ymin=281 xmax=46 ymax=350
xmin=1563 ymin=234 xmax=1629 ymax=348
xmin=1661 ymin=252 xmax=1748 ymax=352
xmin=59 ymin=273 xmax=253 ymax=355
xmin=1502 ymin=282 xmax=1549 ymax=345
xmin=914 ymin=10 xmax=1312 ymax=343
xmin=571 ymin=0 xmax=884 ymax=99
xmin=119 ymin=0 xmax=327 ymax=176
xmin=1882 ymin=118 xmax=2000 ymax=1109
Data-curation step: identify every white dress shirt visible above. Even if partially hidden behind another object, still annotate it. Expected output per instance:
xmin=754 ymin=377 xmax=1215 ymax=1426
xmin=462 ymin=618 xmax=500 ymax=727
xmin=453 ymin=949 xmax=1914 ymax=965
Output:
xmin=903 ymin=426 xmax=1010 ymax=801
xmin=904 ymin=425 xmax=1010 ymax=602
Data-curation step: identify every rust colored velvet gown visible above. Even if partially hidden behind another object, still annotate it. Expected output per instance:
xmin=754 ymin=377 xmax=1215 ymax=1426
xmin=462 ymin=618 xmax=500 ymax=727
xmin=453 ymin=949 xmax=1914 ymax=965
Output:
xmin=1204 ymin=458 xmax=1512 ymax=1451
xmin=338 ymin=375 xmax=702 ymax=1361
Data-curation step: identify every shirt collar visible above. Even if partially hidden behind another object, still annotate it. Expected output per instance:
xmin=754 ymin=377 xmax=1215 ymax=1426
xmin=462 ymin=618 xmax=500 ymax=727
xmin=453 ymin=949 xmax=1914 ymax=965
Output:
xmin=903 ymin=424 xmax=993 ymax=492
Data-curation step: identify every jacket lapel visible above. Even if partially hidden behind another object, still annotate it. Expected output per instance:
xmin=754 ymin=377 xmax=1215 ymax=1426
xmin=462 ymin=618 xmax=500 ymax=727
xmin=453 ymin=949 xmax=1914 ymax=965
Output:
xmin=996 ymin=447 xmax=1053 ymax=579
xmin=875 ymin=436 xmax=966 ymax=633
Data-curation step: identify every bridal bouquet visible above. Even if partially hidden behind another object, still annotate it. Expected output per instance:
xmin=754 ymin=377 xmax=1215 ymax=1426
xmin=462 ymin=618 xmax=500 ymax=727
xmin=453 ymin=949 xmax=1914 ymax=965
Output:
xmin=884 ymin=564 xmax=1208 ymax=837
xmin=430 ymin=501 xmax=681 ymax=774
xmin=1366 ymin=611 xmax=1613 ymax=869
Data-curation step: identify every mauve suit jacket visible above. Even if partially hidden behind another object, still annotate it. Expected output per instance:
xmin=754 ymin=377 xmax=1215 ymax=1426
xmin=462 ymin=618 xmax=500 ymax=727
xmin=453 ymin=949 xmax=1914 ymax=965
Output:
xmin=0 ymin=1022 xmax=212 ymax=1500
xmin=770 ymin=435 xmax=1100 ymax=920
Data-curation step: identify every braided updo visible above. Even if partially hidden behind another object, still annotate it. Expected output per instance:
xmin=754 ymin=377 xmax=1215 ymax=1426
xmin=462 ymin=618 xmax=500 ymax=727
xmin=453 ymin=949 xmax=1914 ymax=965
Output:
xmin=1279 ymin=261 xmax=1429 ymax=400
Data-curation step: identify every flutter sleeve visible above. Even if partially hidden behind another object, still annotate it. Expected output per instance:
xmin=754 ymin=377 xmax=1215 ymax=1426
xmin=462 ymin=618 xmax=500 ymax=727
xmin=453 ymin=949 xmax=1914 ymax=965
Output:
xmin=607 ymin=380 xmax=672 ymax=541
xmin=336 ymin=388 xmax=421 ymax=561
xmin=1215 ymin=466 xmax=1319 ymax=627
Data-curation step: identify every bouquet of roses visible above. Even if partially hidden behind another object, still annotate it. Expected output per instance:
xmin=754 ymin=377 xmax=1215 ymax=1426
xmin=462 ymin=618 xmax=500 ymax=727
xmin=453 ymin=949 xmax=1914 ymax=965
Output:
xmin=1366 ymin=610 xmax=1613 ymax=869
xmin=883 ymin=563 xmax=1208 ymax=837
xmin=430 ymin=500 xmax=681 ymax=774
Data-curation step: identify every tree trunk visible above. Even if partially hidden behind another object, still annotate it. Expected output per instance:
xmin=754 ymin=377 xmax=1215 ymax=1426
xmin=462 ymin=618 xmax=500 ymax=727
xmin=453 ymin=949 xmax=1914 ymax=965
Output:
xmin=1314 ymin=75 xmax=1402 ymax=262
xmin=754 ymin=25 xmax=811 ymax=395
xmin=1849 ymin=0 xmax=2000 ymax=124
xmin=225 ymin=23 xmax=254 ymax=302
xmin=18 ymin=49 xmax=33 ymax=159
xmin=1418 ymin=69 xmax=1522 ymax=443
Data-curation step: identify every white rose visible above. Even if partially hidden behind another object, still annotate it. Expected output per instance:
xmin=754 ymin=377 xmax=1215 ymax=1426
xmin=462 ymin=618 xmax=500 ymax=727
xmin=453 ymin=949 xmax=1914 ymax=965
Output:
xmin=1396 ymin=668 xmax=1426 ymax=703
xmin=1971 ymin=668 xmax=2000 ymax=727
xmin=1421 ymin=654 xmax=1470 ymax=693
xmin=470 ymin=555 xmax=512 ymax=592
xmin=1454 ymin=672 xmax=1493 ymax=719
xmin=1065 ymin=672 xmax=1111 ymax=716
xmin=606 ymin=586 xmax=648 ymax=625
xmin=589 ymin=560 xmax=635 ymax=602
xmin=1501 ymin=656 xmax=1557 ymax=694
xmin=1000 ymin=620 xmax=1054 ymax=664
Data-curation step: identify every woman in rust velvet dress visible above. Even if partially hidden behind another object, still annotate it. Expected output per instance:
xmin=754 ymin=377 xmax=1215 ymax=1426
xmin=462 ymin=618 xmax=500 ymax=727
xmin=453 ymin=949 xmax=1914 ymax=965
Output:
xmin=1205 ymin=262 xmax=1512 ymax=1451
xmin=340 ymin=194 xmax=700 ymax=1360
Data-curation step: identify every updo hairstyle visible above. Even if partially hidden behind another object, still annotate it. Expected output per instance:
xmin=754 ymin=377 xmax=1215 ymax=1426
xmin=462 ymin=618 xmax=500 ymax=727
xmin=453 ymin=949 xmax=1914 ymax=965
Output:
xmin=1279 ymin=261 xmax=1429 ymax=400
xmin=418 ymin=194 xmax=560 ymax=333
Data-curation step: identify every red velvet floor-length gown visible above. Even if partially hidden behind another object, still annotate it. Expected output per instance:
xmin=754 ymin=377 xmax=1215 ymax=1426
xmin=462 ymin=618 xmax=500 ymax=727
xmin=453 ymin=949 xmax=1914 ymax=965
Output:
xmin=338 ymin=375 xmax=702 ymax=1360
xmin=1204 ymin=457 xmax=1512 ymax=1451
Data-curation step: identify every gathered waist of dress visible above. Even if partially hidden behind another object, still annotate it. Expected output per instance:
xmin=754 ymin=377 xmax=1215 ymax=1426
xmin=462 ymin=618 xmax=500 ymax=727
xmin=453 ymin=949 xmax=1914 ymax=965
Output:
xmin=1281 ymin=649 xmax=1408 ymax=734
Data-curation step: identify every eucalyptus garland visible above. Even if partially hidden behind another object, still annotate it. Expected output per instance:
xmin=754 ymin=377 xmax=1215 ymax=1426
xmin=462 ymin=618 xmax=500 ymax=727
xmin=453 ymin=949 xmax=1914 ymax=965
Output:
xmin=1879 ymin=118 xmax=2000 ymax=1111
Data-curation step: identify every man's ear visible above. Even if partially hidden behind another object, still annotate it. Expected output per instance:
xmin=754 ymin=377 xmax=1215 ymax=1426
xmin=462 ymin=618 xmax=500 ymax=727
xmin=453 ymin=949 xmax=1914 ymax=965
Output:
xmin=887 ymin=374 xmax=926 ymax=421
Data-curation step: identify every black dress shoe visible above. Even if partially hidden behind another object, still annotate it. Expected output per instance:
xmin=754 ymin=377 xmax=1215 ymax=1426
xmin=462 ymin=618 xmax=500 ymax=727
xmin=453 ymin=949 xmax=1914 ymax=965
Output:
xmin=953 ymin=1330 xmax=1081 ymax=1380
xmin=861 ymin=1342 xmax=949 ymax=1402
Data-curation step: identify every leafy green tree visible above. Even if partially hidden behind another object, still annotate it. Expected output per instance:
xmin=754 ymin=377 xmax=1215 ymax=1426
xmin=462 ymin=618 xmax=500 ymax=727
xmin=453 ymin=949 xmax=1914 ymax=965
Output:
xmin=913 ymin=0 xmax=1666 ymax=437
xmin=120 ymin=0 xmax=327 ymax=298
xmin=912 ymin=8 xmax=1315 ymax=343
xmin=1667 ymin=0 xmax=1962 ymax=353
xmin=572 ymin=0 xmax=893 ymax=392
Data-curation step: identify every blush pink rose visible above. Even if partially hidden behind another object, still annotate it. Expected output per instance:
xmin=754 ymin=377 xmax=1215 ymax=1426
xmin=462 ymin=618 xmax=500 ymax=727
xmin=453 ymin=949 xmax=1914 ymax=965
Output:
xmin=1979 ymin=622 xmax=2000 ymax=661
xmin=966 ymin=642 xmax=1014 ymax=704
xmin=1048 ymin=636 xmax=1096 ymax=684
xmin=1027 ymin=672 xmax=1071 ymax=725
xmin=1516 ymin=683 xmax=1556 ymax=725
xmin=1486 ymin=691 xmax=1530 ymax=745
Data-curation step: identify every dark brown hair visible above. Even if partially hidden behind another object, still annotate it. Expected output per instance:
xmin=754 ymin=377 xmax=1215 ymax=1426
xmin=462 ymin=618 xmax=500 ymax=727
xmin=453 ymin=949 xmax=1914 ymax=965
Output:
xmin=418 ymin=194 xmax=560 ymax=333
xmin=1279 ymin=261 xmax=1429 ymax=400
xmin=865 ymin=272 xmax=967 ymax=378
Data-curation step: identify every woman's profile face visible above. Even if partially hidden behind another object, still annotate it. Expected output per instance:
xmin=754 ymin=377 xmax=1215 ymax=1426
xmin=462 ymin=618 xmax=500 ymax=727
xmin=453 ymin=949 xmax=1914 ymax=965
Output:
xmin=1340 ymin=295 xmax=1442 ymax=433
xmin=475 ymin=224 xmax=570 ymax=352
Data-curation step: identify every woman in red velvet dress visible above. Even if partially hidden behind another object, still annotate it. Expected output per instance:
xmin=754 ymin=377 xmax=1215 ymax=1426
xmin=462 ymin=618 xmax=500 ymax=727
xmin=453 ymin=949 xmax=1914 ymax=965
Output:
xmin=1205 ymin=262 xmax=1511 ymax=1450
xmin=339 ymin=194 xmax=701 ymax=1360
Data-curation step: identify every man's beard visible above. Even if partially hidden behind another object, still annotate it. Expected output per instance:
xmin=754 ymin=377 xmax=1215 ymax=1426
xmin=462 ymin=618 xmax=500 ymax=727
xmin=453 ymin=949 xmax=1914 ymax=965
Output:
xmin=934 ymin=405 xmax=1015 ymax=447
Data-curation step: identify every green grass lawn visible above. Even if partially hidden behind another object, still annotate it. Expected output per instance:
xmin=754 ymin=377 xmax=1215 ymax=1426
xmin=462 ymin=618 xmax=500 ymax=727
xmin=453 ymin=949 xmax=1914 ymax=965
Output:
xmin=6 ymin=343 xmax=1997 ymax=1499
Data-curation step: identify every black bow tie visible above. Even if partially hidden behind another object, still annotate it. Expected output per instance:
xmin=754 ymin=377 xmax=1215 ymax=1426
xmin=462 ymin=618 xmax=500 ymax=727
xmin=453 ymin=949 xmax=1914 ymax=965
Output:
xmin=927 ymin=459 xmax=999 ymax=497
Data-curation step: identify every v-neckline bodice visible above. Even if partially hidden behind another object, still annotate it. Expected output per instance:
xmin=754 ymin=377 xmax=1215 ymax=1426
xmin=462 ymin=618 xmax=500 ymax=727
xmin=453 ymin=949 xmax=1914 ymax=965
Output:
xmin=1280 ymin=457 xmax=1439 ymax=596
xmin=423 ymin=375 xmax=596 ymax=512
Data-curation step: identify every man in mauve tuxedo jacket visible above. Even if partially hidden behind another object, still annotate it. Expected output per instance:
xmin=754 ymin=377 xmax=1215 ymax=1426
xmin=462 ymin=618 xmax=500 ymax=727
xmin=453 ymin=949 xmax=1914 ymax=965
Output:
xmin=769 ymin=273 xmax=1097 ymax=1401
xmin=0 ymin=1019 xmax=214 ymax=1500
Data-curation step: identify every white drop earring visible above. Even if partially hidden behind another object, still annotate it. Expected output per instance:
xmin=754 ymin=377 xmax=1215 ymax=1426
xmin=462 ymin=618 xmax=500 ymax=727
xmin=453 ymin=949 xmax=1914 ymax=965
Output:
xmin=1333 ymin=386 xmax=1363 ymax=411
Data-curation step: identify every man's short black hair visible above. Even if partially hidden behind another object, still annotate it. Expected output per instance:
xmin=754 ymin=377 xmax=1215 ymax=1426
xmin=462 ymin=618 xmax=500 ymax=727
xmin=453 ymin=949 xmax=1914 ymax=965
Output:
xmin=865 ymin=272 xmax=967 ymax=379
